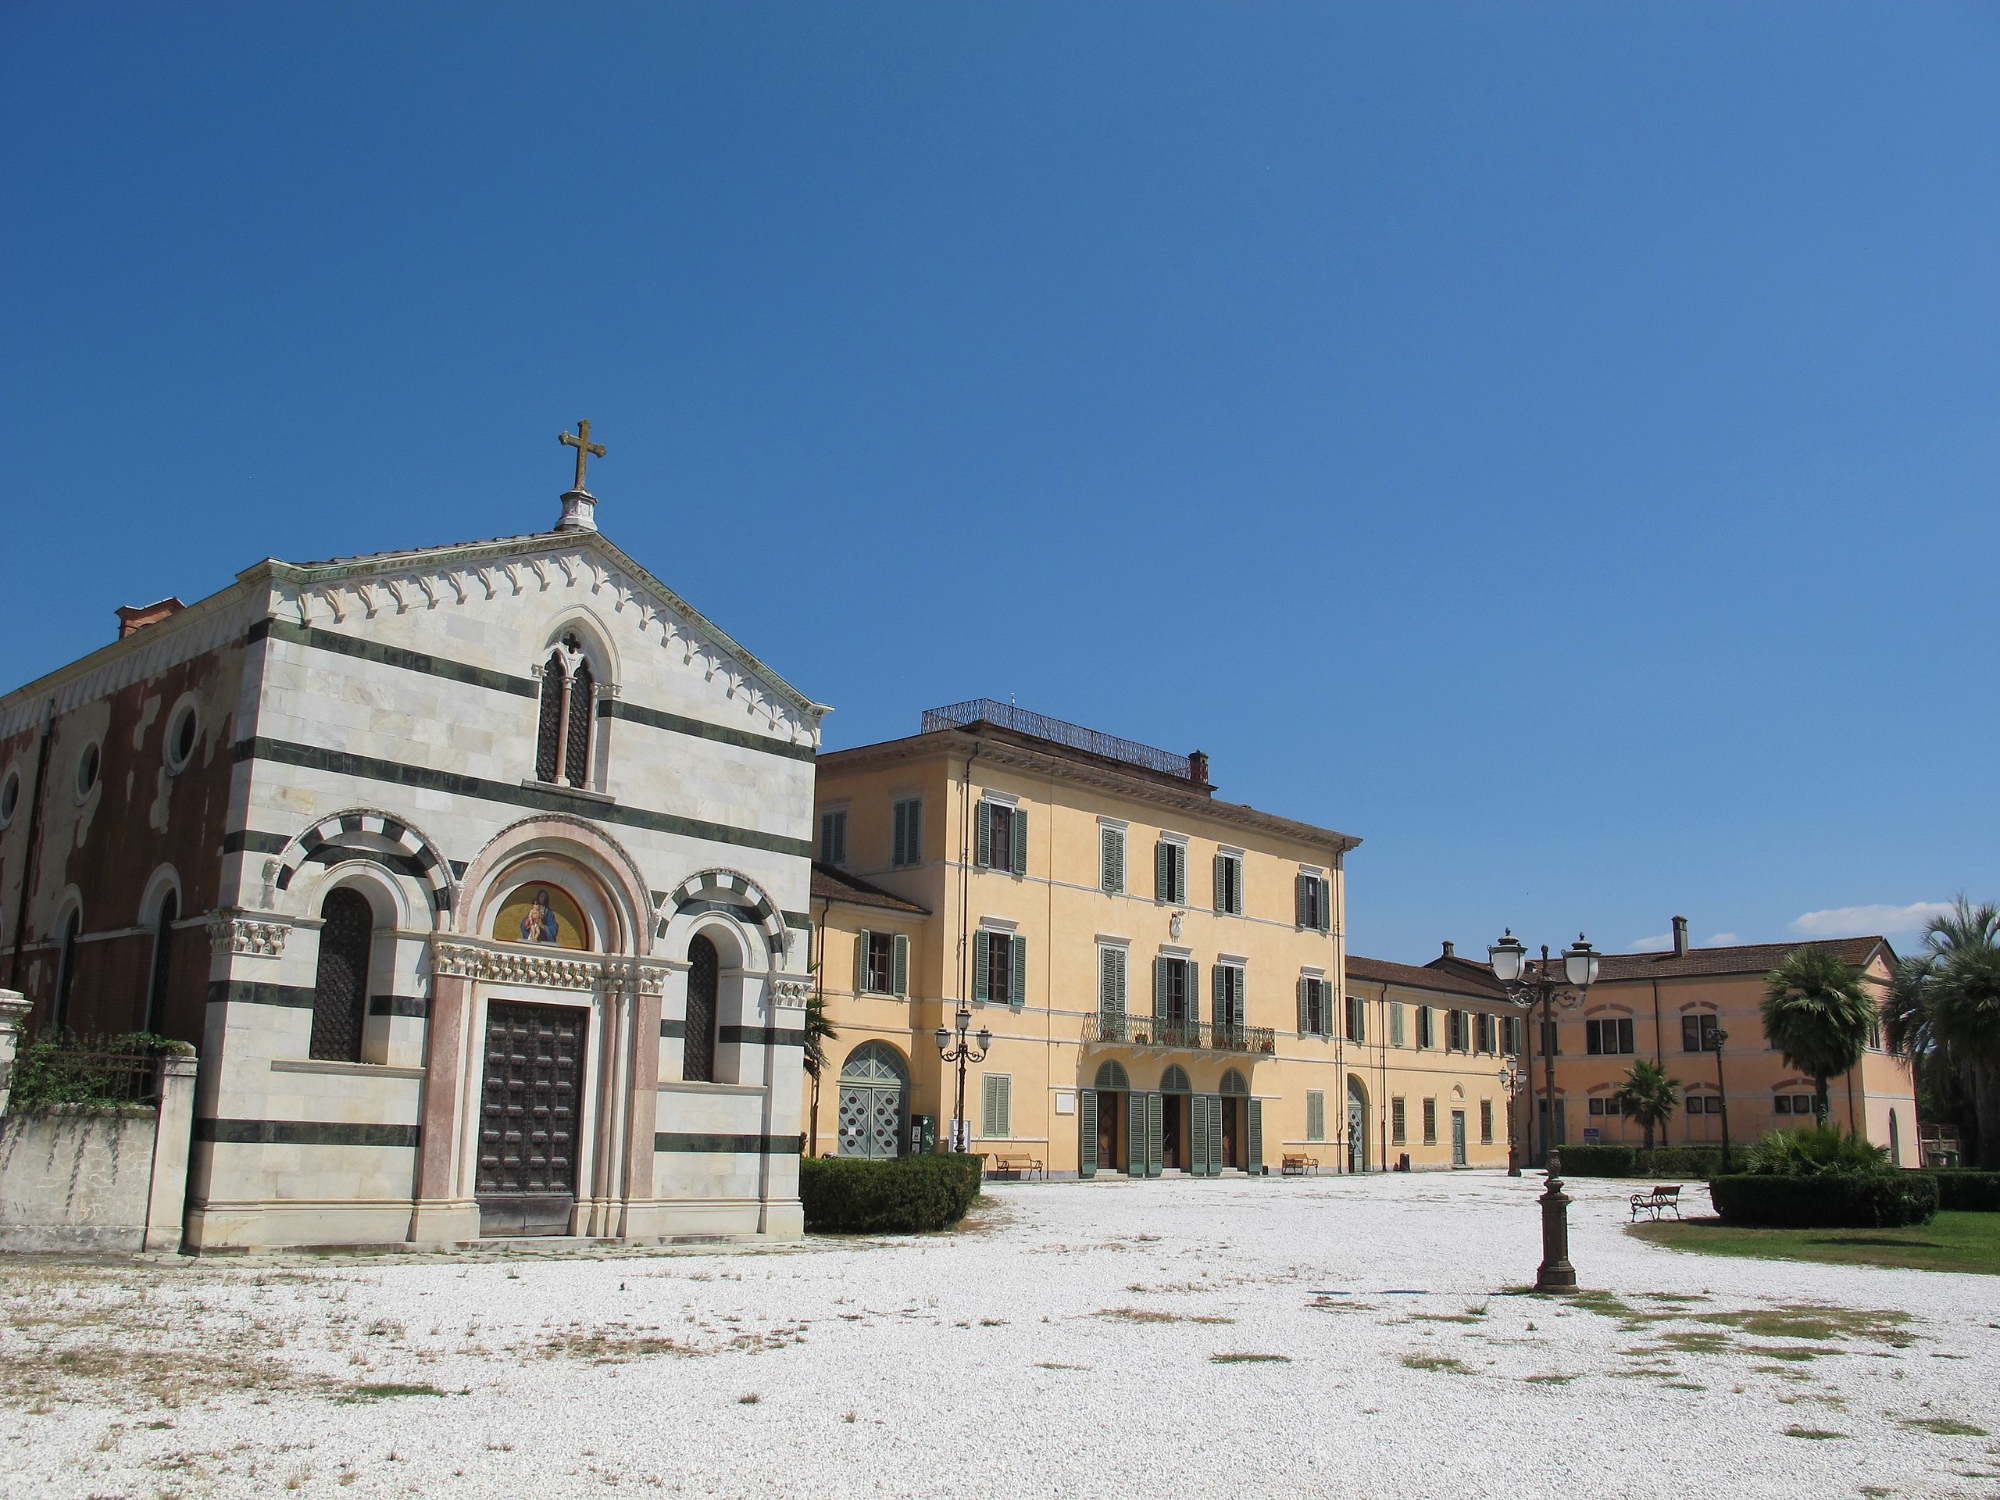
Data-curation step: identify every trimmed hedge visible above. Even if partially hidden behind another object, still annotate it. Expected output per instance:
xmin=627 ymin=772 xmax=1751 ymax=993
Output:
xmin=1925 ymin=1170 xmax=2000 ymax=1213
xmin=1558 ymin=1144 xmax=1726 ymax=1179
xmin=799 ymin=1152 xmax=984 ymax=1234
xmin=1707 ymin=1172 xmax=1939 ymax=1229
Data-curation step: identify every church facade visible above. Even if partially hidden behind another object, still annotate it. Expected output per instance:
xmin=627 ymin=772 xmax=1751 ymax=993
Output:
xmin=0 ymin=471 xmax=822 ymax=1249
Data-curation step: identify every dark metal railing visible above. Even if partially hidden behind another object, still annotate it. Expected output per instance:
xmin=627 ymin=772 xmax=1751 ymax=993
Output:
xmin=1083 ymin=1015 xmax=1276 ymax=1055
xmin=920 ymin=699 xmax=1195 ymax=781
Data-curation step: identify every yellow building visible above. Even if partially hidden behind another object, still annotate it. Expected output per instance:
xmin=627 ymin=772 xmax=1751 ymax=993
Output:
xmin=1528 ymin=921 xmax=1920 ymax=1163
xmin=805 ymin=700 xmax=1522 ymax=1176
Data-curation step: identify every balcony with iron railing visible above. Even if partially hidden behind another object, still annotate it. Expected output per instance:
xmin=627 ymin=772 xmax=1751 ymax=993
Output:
xmin=1081 ymin=1014 xmax=1276 ymax=1055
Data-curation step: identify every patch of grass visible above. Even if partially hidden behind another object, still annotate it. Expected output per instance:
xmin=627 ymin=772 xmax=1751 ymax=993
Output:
xmin=336 ymin=1383 xmax=446 ymax=1404
xmin=1211 ymin=1353 xmax=1291 ymax=1364
xmin=737 ymin=1393 xmax=760 ymax=1405
xmin=1630 ymin=1212 xmax=2000 ymax=1277
xmin=1700 ymin=1304 xmax=1913 ymax=1346
xmin=1523 ymin=1373 xmax=1576 ymax=1385
xmin=1094 ymin=1307 xmax=1234 ymax=1325
xmin=1034 ymin=1362 xmax=1089 ymax=1371
xmin=1901 ymin=1417 xmax=1988 ymax=1437
xmin=1410 ymin=1312 xmax=1483 ymax=1324
xmin=1782 ymin=1425 xmax=1847 ymax=1440
xmin=1401 ymin=1354 xmax=1469 ymax=1373
xmin=1654 ymin=1330 xmax=1735 ymax=1355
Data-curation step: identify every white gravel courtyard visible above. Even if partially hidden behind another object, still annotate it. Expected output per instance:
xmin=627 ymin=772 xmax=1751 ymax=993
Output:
xmin=7 ymin=1171 xmax=1996 ymax=1499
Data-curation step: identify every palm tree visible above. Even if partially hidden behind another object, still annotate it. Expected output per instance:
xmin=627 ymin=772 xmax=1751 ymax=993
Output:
xmin=1613 ymin=1059 xmax=1681 ymax=1150
xmin=1762 ymin=946 xmax=1874 ymax=1128
xmin=802 ymin=993 xmax=838 ymax=1157
xmin=1884 ymin=897 xmax=2000 ymax=1169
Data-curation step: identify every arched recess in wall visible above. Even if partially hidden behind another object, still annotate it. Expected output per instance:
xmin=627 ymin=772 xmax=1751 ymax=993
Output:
xmin=272 ymin=809 xmax=453 ymax=922
xmin=663 ymin=868 xmax=789 ymax=963
xmin=458 ymin=813 xmax=651 ymax=958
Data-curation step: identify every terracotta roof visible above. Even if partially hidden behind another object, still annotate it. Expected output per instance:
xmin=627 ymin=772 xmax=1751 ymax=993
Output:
xmin=809 ymin=862 xmax=929 ymax=916
xmin=1570 ymin=936 xmax=1893 ymax=984
xmin=1346 ymin=954 xmax=1509 ymax=1002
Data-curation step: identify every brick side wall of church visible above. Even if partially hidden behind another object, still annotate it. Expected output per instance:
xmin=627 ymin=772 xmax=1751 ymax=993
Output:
xmin=0 ymin=637 xmax=247 ymax=1043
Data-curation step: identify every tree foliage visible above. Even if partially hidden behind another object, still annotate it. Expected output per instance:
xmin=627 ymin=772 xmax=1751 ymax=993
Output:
xmin=1762 ymin=946 xmax=1873 ymax=1126
xmin=1612 ymin=1059 xmax=1681 ymax=1150
xmin=1881 ymin=897 xmax=2000 ymax=1170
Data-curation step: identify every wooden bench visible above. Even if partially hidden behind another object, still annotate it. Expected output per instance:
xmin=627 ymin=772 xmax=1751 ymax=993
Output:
xmin=988 ymin=1152 xmax=1044 ymax=1180
xmin=1281 ymin=1154 xmax=1319 ymax=1177
xmin=1629 ymin=1184 xmax=1682 ymax=1221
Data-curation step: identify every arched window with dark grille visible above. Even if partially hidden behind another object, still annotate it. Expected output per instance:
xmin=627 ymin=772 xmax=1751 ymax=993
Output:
xmin=310 ymin=888 xmax=374 ymax=1062
xmin=535 ymin=653 xmax=567 ymax=784
xmin=564 ymin=658 xmax=594 ymax=788
xmin=682 ymin=935 xmax=719 ymax=1083
xmin=51 ymin=909 xmax=80 ymax=1035
xmin=144 ymin=890 xmax=177 ymax=1035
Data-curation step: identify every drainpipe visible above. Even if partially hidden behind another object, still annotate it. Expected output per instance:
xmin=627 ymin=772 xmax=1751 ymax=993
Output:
xmin=6 ymin=700 xmax=54 ymax=997
xmin=809 ymin=894 xmax=829 ymax=1158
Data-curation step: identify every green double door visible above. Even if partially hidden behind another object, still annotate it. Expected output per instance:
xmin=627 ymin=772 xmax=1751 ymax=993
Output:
xmin=1078 ymin=1089 xmax=1263 ymax=1176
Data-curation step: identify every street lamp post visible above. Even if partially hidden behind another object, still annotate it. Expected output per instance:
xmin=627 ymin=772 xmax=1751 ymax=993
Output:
xmin=1711 ymin=1027 xmax=1731 ymax=1172
xmin=1498 ymin=1058 xmax=1525 ymax=1177
xmin=935 ymin=1005 xmax=992 ymax=1154
xmin=1488 ymin=931 xmax=1600 ymax=1168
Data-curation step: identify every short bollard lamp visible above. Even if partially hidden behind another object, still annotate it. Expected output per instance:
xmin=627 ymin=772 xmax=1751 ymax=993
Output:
xmin=1536 ymin=1150 xmax=1577 ymax=1293
xmin=935 ymin=1005 xmax=991 ymax=1154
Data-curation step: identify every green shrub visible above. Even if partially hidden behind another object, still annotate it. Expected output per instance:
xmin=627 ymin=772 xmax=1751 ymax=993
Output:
xmin=1707 ymin=1172 xmax=1938 ymax=1228
xmin=798 ymin=1152 xmax=984 ymax=1234
xmin=7 ymin=1033 xmax=191 ymax=1112
xmin=1925 ymin=1170 xmax=2000 ymax=1213
xmin=1559 ymin=1144 xmax=1724 ymax=1179
xmin=1744 ymin=1127 xmax=1889 ymax=1176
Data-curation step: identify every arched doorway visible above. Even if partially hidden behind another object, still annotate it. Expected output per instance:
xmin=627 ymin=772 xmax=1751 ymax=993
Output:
xmin=1092 ymin=1060 xmax=1129 ymax=1173
xmin=1220 ymin=1069 xmax=1248 ymax=1169
xmin=838 ymin=1041 xmax=909 ymax=1159
xmin=1347 ymin=1075 xmax=1369 ymax=1173
xmin=1160 ymin=1065 xmax=1191 ymax=1171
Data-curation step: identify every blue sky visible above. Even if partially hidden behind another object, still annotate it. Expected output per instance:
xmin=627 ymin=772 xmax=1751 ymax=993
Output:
xmin=4 ymin=4 xmax=1996 ymax=963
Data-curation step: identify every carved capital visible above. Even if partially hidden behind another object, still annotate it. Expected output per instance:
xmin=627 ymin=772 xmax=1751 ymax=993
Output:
xmin=769 ymin=976 xmax=812 ymax=1009
xmin=208 ymin=912 xmax=291 ymax=958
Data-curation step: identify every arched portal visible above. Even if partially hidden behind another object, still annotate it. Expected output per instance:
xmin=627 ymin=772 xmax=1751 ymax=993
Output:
xmin=838 ymin=1041 xmax=909 ymax=1159
xmin=1159 ymin=1065 xmax=1191 ymax=1170
xmin=1347 ymin=1075 xmax=1369 ymax=1173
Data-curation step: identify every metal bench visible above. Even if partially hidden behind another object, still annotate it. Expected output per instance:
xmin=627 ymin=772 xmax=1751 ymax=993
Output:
xmin=1281 ymin=1154 xmax=1319 ymax=1177
xmin=1629 ymin=1184 xmax=1682 ymax=1221
xmin=988 ymin=1152 xmax=1044 ymax=1180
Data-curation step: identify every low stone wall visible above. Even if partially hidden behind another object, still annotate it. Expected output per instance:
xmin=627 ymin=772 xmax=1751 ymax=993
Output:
xmin=0 ymin=1106 xmax=162 ymax=1252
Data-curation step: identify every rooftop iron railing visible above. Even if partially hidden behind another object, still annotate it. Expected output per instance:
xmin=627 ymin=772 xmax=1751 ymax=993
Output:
xmin=920 ymin=699 xmax=1196 ymax=782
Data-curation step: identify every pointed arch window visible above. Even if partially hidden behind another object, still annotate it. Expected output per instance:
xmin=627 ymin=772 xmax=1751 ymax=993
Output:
xmin=535 ymin=633 xmax=597 ymax=788
xmin=144 ymin=890 xmax=178 ymax=1035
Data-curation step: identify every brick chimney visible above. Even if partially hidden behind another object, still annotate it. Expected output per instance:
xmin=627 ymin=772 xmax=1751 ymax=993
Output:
xmin=1672 ymin=915 xmax=1689 ymax=958
xmin=115 ymin=597 xmax=185 ymax=640
xmin=1441 ymin=940 xmax=1455 ymax=959
xmin=1187 ymin=750 xmax=1210 ymax=787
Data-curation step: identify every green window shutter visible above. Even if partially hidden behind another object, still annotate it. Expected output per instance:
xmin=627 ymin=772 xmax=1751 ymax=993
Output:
xmin=1173 ymin=845 xmax=1186 ymax=905
xmin=1306 ymin=1090 xmax=1325 ymax=1143
xmin=1190 ymin=1094 xmax=1209 ymax=1175
xmin=855 ymin=928 xmax=872 ymax=994
xmin=892 ymin=933 xmax=910 ymax=998
xmin=1213 ymin=853 xmax=1225 ymax=911
xmin=1127 ymin=1091 xmax=1145 ymax=1176
xmin=1294 ymin=873 xmax=1307 ymax=927
xmin=1208 ymin=1094 xmax=1223 ymax=1173
xmin=1155 ymin=840 xmax=1170 ymax=901
xmin=1186 ymin=959 xmax=1199 ymax=1024
xmin=1296 ymin=976 xmax=1308 ymax=1036
xmin=1321 ymin=983 xmax=1333 ymax=1039
xmin=1210 ymin=965 xmax=1223 ymax=1027
xmin=973 ymin=931 xmax=990 ymax=1004
xmin=1079 ymin=1089 xmax=1097 ymax=1178
xmin=982 ymin=1074 xmax=1011 ymax=1139
xmin=1112 ymin=947 xmax=1126 ymax=1018
xmin=1247 ymin=1098 xmax=1264 ymax=1175
xmin=1009 ymin=934 xmax=1027 ymax=1007
xmin=975 ymin=801 xmax=991 ymax=868
xmin=1101 ymin=828 xmax=1120 ymax=892
xmin=1011 ymin=808 xmax=1028 ymax=877
xmin=1145 ymin=1091 xmax=1163 ymax=1176
xmin=1391 ymin=1002 xmax=1405 ymax=1047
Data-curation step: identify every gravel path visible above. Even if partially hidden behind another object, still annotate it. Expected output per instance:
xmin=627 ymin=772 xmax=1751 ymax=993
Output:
xmin=4 ymin=1172 xmax=1994 ymax=1499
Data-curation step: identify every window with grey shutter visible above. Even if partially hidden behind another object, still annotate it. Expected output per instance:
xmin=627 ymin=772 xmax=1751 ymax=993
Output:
xmin=1099 ymin=947 xmax=1127 ymax=1034
xmin=1010 ymin=807 xmax=1027 ymax=877
xmin=975 ymin=801 xmax=992 ymax=868
xmin=1009 ymin=934 xmax=1027 ymax=1007
xmin=1391 ymin=1096 xmax=1407 ymax=1145
xmin=1390 ymin=1002 xmax=1405 ymax=1047
xmin=1296 ymin=975 xmax=1309 ymax=1036
xmin=1306 ymin=1090 xmax=1326 ymax=1142
xmin=820 ymin=809 xmax=847 ymax=866
xmin=854 ymin=927 xmax=873 ymax=994
xmin=1156 ymin=840 xmax=1173 ymax=903
xmin=892 ymin=933 xmax=910 ymax=998
xmin=982 ymin=1074 xmax=1012 ymax=1139
xmin=1154 ymin=956 xmax=1167 ymax=1022
xmin=1079 ymin=1089 xmax=1097 ymax=1178
xmin=1100 ymin=827 xmax=1125 ymax=893
xmin=973 ymin=929 xmax=991 ymax=1003
xmin=1422 ymin=1098 xmax=1437 ymax=1145
xmin=893 ymin=798 xmax=922 ymax=868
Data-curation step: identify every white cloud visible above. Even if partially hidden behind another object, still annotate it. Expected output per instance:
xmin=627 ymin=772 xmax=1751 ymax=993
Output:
xmin=1706 ymin=933 xmax=1738 ymax=946
xmin=1630 ymin=933 xmax=1672 ymax=951
xmin=1790 ymin=902 xmax=1953 ymax=939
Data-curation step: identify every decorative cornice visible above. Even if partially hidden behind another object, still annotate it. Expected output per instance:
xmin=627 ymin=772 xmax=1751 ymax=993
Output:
xmin=208 ymin=912 xmax=292 ymax=958
xmin=769 ymin=976 xmax=812 ymax=1008
xmin=429 ymin=936 xmax=670 ymax=996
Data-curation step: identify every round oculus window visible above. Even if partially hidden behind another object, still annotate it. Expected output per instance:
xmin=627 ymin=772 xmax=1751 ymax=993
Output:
xmin=76 ymin=742 xmax=100 ymax=799
xmin=168 ymin=705 xmax=198 ymax=769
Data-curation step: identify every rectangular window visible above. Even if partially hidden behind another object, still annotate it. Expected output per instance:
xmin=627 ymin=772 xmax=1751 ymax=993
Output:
xmin=1479 ymin=1099 xmax=1493 ymax=1144
xmin=981 ymin=1073 xmax=1012 ymax=1139
xmin=1100 ymin=826 xmax=1126 ymax=893
xmin=1344 ymin=992 xmax=1365 ymax=1044
xmin=1390 ymin=1002 xmax=1405 ymax=1048
xmin=1213 ymin=852 xmax=1243 ymax=915
xmin=1474 ymin=1013 xmax=1494 ymax=1054
xmin=857 ymin=931 xmax=910 ymax=997
xmin=1504 ymin=1016 xmax=1523 ymax=1055
xmin=1098 ymin=945 xmax=1128 ymax=1031
xmin=1417 ymin=1006 xmax=1434 ymax=1050
xmin=1447 ymin=1010 xmax=1467 ymax=1052
xmin=1774 ymin=1094 xmax=1791 ymax=1115
xmin=1298 ymin=975 xmax=1329 ymax=1037
xmin=819 ymin=808 xmax=847 ymax=865
xmin=1213 ymin=963 xmax=1246 ymax=1034
xmin=974 ymin=930 xmax=1026 ymax=1006
xmin=1295 ymin=871 xmax=1330 ymax=932
xmin=1586 ymin=1017 xmax=1636 ymax=1055
xmin=1305 ymin=1090 xmax=1326 ymax=1142
xmin=1539 ymin=1019 xmax=1560 ymax=1057
xmin=1155 ymin=838 xmax=1188 ymax=905
xmin=1422 ymin=1098 xmax=1437 ymax=1145
xmin=1680 ymin=1013 xmax=1720 ymax=1052
xmin=892 ymin=798 xmax=922 ymax=868
xmin=1391 ymin=1097 xmax=1407 ymax=1145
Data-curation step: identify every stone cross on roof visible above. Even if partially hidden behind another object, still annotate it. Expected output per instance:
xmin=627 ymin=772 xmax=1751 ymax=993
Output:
xmin=559 ymin=419 xmax=606 ymax=494
xmin=555 ymin=420 xmax=607 ymax=533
